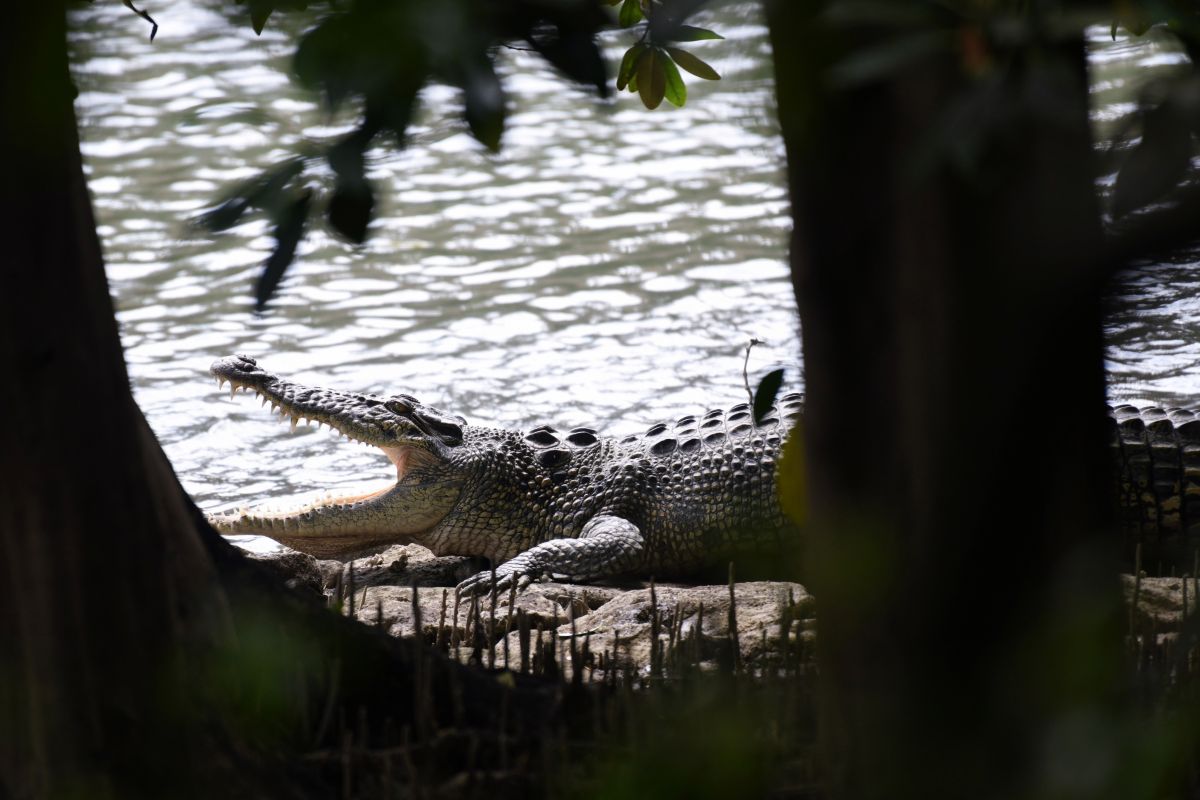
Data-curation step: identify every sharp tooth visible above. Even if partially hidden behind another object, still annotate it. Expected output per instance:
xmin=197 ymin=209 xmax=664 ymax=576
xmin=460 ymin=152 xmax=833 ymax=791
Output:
xmin=230 ymin=386 xmax=237 ymax=400
xmin=290 ymin=417 xmax=298 ymax=434
xmin=260 ymin=396 xmax=267 ymax=407
xmin=217 ymin=378 xmax=226 ymax=389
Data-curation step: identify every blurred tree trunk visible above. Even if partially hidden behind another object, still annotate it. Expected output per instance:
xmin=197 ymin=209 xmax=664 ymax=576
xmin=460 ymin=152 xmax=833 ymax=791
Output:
xmin=765 ymin=4 xmax=1122 ymax=797
xmin=0 ymin=5 xmax=237 ymax=794
xmin=0 ymin=7 xmax=526 ymax=798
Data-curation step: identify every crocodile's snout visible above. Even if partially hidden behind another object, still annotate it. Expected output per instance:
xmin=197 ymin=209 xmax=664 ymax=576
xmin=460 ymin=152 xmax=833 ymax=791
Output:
xmin=211 ymin=353 xmax=263 ymax=379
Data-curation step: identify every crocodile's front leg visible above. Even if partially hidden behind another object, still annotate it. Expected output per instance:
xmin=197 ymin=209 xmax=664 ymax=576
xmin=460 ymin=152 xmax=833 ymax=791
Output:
xmin=456 ymin=515 xmax=645 ymax=595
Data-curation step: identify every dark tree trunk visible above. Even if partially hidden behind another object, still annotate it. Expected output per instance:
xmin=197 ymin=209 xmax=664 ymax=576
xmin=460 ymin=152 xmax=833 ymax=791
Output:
xmin=0 ymin=8 xmax=543 ymax=798
xmin=0 ymin=5 xmax=231 ymax=793
xmin=764 ymin=4 xmax=1122 ymax=797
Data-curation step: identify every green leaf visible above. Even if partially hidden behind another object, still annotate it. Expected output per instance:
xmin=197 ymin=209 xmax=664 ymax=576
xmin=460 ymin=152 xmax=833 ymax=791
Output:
xmin=752 ymin=369 xmax=784 ymax=426
xmin=637 ymin=48 xmax=665 ymax=109
xmin=666 ymin=47 xmax=720 ymax=81
xmin=256 ymin=190 xmax=311 ymax=312
xmin=660 ymin=53 xmax=686 ymax=107
xmin=619 ymin=0 xmax=644 ymax=27
xmin=617 ymin=44 xmax=646 ymax=91
xmin=674 ymin=25 xmax=723 ymax=41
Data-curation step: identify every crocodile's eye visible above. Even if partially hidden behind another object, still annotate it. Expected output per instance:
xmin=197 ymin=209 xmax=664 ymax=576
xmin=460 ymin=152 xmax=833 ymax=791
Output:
xmin=385 ymin=399 xmax=412 ymax=415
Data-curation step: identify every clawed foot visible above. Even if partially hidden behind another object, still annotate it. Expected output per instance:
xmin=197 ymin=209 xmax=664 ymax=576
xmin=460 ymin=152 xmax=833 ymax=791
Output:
xmin=456 ymin=563 xmax=534 ymax=597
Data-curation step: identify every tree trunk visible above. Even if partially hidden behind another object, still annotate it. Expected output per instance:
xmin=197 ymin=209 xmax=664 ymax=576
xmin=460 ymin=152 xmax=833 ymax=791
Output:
xmin=765 ymin=5 xmax=1122 ymax=797
xmin=0 ymin=8 xmax=540 ymax=797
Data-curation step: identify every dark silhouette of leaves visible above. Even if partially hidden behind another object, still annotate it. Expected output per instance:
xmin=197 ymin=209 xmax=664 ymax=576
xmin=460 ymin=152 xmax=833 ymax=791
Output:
xmin=753 ymin=369 xmax=784 ymax=426
xmin=202 ymin=0 xmax=692 ymax=305
xmin=122 ymin=0 xmax=158 ymax=40
xmin=526 ymin=25 xmax=609 ymax=98
xmin=1112 ymin=98 xmax=1194 ymax=219
xmin=463 ymin=60 xmax=506 ymax=152
xmin=194 ymin=157 xmax=305 ymax=232
xmin=328 ymin=181 xmax=374 ymax=244
xmin=256 ymin=190 xmax=311 ymax=312
xmin=250 ymin=4 xmax=273 ymax=35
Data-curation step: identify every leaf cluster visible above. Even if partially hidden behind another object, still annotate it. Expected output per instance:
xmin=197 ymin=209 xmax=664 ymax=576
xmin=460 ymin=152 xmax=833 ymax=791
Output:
xmin=608 ymin=0 xmax=723 ymax=109
xmin=195 ymin=0 xmax=613 ymax=311
xmin=1105 ymin=1 xmax=1200 ymax=221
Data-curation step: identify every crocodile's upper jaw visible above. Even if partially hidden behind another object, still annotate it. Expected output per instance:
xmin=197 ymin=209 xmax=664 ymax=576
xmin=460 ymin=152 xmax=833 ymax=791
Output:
xmin=207 ymin=354 xmax=462 ymax=559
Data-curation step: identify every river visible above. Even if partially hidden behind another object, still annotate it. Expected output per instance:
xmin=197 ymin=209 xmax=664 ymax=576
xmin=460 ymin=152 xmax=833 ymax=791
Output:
xmin=67 ymin=3 xmax=1195 ymax=551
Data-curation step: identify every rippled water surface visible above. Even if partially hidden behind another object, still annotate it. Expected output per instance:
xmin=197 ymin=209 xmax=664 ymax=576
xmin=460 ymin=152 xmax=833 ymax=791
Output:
xmin=70 ymin=7 xmax=1200 ymax=548
xmin=69 ymin=2 xmax=796 ymax=540
xmin=1093 ymin=27 xmax=1200 ymax=407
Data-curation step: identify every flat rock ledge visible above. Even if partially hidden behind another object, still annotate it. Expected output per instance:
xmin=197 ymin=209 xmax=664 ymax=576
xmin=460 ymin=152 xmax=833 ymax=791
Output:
xmin=249 ymin=545 xmax=1197 ymax=678
xmin=249 ymin=544 xmax=816 ymax=678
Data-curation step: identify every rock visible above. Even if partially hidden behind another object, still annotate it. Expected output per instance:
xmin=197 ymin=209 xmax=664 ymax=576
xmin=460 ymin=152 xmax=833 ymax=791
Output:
xmin=245 ymin=547 xmax=338 ymax=600
xmin=245 ymin=543 xmax=817 ymax=678
xmin=346 ymin=581 xmax=623 ymax=651
xmin=494 ymin=581 xmax=816 ymax=679
xmin=350 ymin=585 xmax=459 ymax=639
xmin=335 ymin=543 xmax=485 ymax=589
xmin=1122 ymin=573 xmax=1198 ymax=630
xmin=242 ymin=542 xmax=483 ymax=600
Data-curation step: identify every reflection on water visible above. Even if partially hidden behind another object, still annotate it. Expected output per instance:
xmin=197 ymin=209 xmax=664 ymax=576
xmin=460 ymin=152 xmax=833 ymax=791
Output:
xmin=70 ymin=7 xmax=1200 ymax=547
xmin=1091 ymin=26 xmax=1200 ymax=408
xmin=68 ymin=2 xmax=798 ymax=531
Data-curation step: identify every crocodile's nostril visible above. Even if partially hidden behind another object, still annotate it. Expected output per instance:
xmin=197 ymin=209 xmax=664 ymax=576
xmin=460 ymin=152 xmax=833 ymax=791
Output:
xmin=233 ymin=354 xmax=257 ymax=369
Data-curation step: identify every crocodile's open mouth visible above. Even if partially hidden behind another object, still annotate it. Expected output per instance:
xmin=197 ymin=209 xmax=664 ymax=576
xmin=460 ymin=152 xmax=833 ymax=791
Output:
xmin=217 ymin=374 xmax=416 ymax=480
xmin=206 ymin=354 xmax=461 ymax=559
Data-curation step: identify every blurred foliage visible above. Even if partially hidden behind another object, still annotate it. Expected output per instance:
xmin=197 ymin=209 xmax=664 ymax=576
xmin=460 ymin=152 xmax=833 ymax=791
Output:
xmin=1103 ymin=0 xmax=1200 ymax=223
xmin=606 ymin=0 xmax=723 ymax=109
xmin=189 ymin=0 xmax=726 ymax=310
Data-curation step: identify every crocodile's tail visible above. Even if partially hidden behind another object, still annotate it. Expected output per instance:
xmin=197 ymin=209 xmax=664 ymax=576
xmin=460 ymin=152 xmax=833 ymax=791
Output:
xmin=1110 ymin=404 xmax=1200 ymax=571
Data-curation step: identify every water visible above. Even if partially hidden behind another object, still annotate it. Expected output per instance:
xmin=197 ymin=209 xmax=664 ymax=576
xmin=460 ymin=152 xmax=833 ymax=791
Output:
xmin=68 ymin=2 xmax=797 ymax=548
xmin=1091 ymin=26 xmax=1200 ymax=407
xmin=68 ymin=7 xmax=1200 ymax=552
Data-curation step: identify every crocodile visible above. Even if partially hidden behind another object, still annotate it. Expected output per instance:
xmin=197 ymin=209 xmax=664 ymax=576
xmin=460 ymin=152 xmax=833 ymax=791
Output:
xmin=1109 ymin=403 xmax=1200 ymax=566
xmin=205 ymin=355 xmax=1200 ymax=588
xmin=207 ymin=354 xmax=801 ymax=594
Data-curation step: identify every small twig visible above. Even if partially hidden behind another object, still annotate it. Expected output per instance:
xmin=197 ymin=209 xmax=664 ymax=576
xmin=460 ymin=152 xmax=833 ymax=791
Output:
xmin=122 ymin=0 xmax=158 ymax=41
xmin=743 ymin=338 xmax=764 ymax=406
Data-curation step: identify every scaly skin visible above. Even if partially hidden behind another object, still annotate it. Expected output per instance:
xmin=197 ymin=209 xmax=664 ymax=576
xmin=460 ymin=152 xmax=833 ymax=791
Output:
xmin=207 ymin=354 xmax=802 ymax=593
xmin=1110 ymin=403 xmax=1200 ymax=564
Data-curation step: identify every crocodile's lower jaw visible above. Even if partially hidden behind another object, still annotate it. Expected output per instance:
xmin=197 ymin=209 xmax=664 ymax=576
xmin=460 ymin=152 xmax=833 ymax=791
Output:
xmin=208 ymin=446 xmax=460 ymax=559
